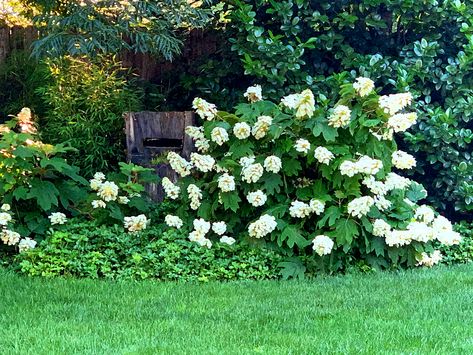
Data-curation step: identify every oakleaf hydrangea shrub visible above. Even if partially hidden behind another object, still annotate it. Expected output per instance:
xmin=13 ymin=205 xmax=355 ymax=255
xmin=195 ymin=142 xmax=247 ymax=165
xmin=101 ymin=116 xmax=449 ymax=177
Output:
xmin=162 ymin=78 xmax=462 ymax=271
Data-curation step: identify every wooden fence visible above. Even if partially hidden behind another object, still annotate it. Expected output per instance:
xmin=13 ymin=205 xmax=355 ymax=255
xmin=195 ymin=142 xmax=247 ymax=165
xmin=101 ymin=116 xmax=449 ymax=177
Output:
xmin=0 ymin=25 xmax=218 ymax=81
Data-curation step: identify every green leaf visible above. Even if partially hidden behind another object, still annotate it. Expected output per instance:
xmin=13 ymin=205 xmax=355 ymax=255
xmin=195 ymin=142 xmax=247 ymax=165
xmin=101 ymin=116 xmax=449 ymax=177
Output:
xmin=317 ymin=206 xmax=342 ymax=228
xmin=278 ymin=257 xmax=306 ymax=280
xmin=264 ymin=204 xmax=287 ymax=218
xmin=282 ymin=159 xmax=302 ymax=176
xmin=26 ymin=180 xmax=59 ymax=211
xmin=406 ymin=182 xmax=427 ymax=203
xmin=229 ymin=140 xmax=254 ymax=159
xmin=264 ymin=174 xmax=283 ymax=195
xmin=221 ymin=192 xmax=241 ymax=212
xmin=279 ymin=225 xmax=309 ymax=248
xmin=334 ymin=218 xmax=359 ymax=250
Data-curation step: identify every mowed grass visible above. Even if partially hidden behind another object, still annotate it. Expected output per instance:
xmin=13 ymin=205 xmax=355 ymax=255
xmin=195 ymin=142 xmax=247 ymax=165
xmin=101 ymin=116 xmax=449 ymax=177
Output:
xmin=1 ymin=265 xmax=473 ymax=354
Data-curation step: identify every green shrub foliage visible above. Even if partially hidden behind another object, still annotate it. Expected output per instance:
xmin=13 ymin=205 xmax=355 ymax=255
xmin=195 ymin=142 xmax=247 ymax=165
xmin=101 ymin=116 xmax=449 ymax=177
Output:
xmin=39 ymin=55 xmax=141 ymax=176
xmin=16 ymin=222 xmax=282 ymax=281
xmin=161 ymin=79 xmax=462 ymax=272
xmin=228 ymin=0 xmax=473 ymax=219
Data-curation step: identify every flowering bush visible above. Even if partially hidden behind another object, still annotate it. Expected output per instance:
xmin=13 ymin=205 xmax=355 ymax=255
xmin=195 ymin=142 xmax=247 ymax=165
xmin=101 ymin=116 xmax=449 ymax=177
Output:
xmin=162 ymin=79 xmax=462 ymax=271
xmin=0 ymin=108 xmax=87 ymax=252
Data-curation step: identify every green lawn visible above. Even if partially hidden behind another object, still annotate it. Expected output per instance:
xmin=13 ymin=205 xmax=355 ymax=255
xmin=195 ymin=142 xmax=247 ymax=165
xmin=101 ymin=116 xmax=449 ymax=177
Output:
xmin=1 ymin=265 xmax=473 ymax=354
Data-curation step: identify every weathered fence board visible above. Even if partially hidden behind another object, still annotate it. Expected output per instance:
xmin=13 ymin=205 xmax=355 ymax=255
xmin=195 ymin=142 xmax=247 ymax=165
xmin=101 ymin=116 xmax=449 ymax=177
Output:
xmin=124 ymin=111 xmax=195 ymax=200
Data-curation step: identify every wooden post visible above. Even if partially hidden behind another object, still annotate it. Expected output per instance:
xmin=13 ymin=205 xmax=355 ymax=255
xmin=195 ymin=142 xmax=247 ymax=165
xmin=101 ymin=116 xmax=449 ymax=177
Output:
xmin=0 ymin=26 xmax=9 ymax=64
xmin=124 ymin=111 xmax=195 ymax=200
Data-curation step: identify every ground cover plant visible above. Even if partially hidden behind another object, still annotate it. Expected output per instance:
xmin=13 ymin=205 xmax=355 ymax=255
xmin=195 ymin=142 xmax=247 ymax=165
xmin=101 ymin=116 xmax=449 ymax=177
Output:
xmin=161 ymin=78 xmax=462 ymax=273
xmin=1 ymin=264 xmax=472 ymax=353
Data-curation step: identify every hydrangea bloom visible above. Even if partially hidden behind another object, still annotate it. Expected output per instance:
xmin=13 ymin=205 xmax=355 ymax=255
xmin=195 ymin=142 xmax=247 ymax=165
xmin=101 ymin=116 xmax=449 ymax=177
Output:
xmin=162 ymin=177 xmax=180 ymax=200
xmin=97 ymin=181 xmax=119 ymax=202
xmin=220 ymin=235 xmax=236 ymax=245
xmin=294 ymin=139 xmax=310 ymax=154
xmin=414 ymin=205 xmax=435 ymax=224
xmin=233 ymin=122 xmax=251 ymax=139
xmin=118 ymin=196 xmax=130 ymax=205
xmin=353 ymin=77 xmax=375 ymax=97
xmin=252 ymin=116 xmax=272 ymax=139
xmin=211 ymin=127 xmax=229 ymax=146
xmin=328 ymin=105 xmax=351 ymax=128
xmin=379 ymin=93 xmax=413 ymax=115
xmin=281 ymin=89 xmax=315 ymax=119
xmin=0 ymin=212 xmax=12 ymax=226
xmin=416 ymin=251 xmax=442 ymax=267
xmin=191 ymin=153 xmax=215 ymax=173
xmin=167 ymin=151 xmax=192 ymax=177
xmin=372 ymin=219 xmax=391 ymax=237
xmin=312 ymin=235 xmax=334 ymax=256
xmin=218 ymin=173 xmax=236 ymax=192
xmin=247 ymin=190 xmax=267 ymax=207
xmin=309 ymin=199 xmax=325 ymax=215
xmin=1 ymin=204 xmax=10 ymax=211
xmin=314 ymin=146 xmax=334 ymax=165
xmin=244 ymin=85 xmax=263 ymax=103
xmin=91 ymin=200 xmax=106 ymax=209
xmin=212 ymin=221 xmax=227 ymax=236
xmin=1 ymin=229 xmax=20 ymax=246
xmin=192 ymin=97 xmax=217 ymax=121
xmin=289 ymin=201 xmax=312 ymax=218
xmin=241 ymin=163 xmax=264 ymax=183
xmin=18 ymin=237 xmax=37 ymax=252
xmin=347 ymin=196 xmax=374 ymax=218
xmin=187 ymin=184 xmax=202 ymax=210
xmin=165 ymin=215 xmax=183 ymax=229
xmin=387 ymin=112 xmax=417 ymax=132
xmin=248 ymin=214 xmax=277 ymax=238
xmin=392 ymin=150 xmax=416 ymax=170
xmin=49 ymin=212 xmax=67 ymax=225
xmin=124 ymin=214 xmax=148 ymax=233
xmin=263 ymin=156 xmax=282 ymax=173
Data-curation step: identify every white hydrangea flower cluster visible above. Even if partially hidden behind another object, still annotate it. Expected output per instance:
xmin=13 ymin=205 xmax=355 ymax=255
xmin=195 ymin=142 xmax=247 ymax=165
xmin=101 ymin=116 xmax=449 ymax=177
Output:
xmin=372 ymin=206 xmax=461 ymax=251
xmin=189 ymin=218 xmax=212 ymax=248
xmin=244 ymin=85 xmax=263 ymax=103
xmin=314 ymin=146 xmax=334 ymax=165
xmin=392 ymin=150 xmax=416 ymax=170
xmin=165 ymin=215 xmax=183 ymax=229
xmin=247 ymin=190 xmax=267 ymax=207
xmin=385 ymin=172 xmax=412 ymax=190
xmin=416 ymin=251 xmax=443 ymax=267
xmin=185 ymin=126 xmax=210 ymax=153
xmin=347 ymin=196 xmax=375 ymax=218
xmin=233 ymin=122 xmax=252 ymax=139
xmin=212 ymin=221 xmax=227 ymax=235
xmin=312 ymin=235 xmax=334 ymax=256
xmin=190 ymin=153 xmax=215 ymax=173
xmin=294 ymin=138 xmax=311 ymax=154
xmin=328 ymin=105 xmax=351 ymax=128
xmin=187 ymin=184 xmax=202 ymax=210
xmin=162 ymin=177 xmax=180 ymax=199
xmin=340 ymin=155 xmax=383 ymax=177
xmin=263 ymin=156 xmax=282 ymax=173
xmin=90 ymin=172 xmax=126 ymax=206
xmin=18 ymin=237 xmax=37 ymax=252
xmin=241 ymin=163 xmax=264 ymax=183
xmin=290 ymin=199 xmax=325 ymax=218
xmin=49 ymin=212 xmax=67 ymax=225
xmin=252 ymin=115 xmax=272 ymax=140
xmin=167 ymin=151 xmax=192 ymax=177
xmin=192 ymin=97 xmax=217 ymax=121
xmin=248 ymin=214 xmax=277 ymax=238
xmin=281 ymin=89 xmax=315 ymax=119
xmin=211 ymin=127 xmax=229 ymax=146
xmin=353 ymin=77 xmax=375 ymax=97
xmin=218 ymin=173 xmax=236 ymax=192
xmin=378 ymin=93 xmax=413 ymax=115
xmin=1 ymin=229 xmax=21 ymax=246
xmin=387 ymin=112 xmax=417 ymax=133
xmin=124 ymin=214 xmax=148 ymax=233
xmin=220 ymin=235 xmax=236 ymax=245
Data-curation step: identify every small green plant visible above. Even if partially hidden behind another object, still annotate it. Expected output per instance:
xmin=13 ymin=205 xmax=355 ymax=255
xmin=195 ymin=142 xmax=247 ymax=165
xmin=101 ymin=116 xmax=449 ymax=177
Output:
xmin=39 ymin=55 xmax=142 ymax=176
xmin=16 ymin=221 xmax=282 ymax=281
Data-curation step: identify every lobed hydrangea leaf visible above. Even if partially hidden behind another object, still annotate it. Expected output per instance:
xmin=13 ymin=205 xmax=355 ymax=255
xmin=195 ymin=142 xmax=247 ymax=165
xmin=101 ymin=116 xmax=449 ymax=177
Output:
xmin=264 ymin=174 xmax=283 ymax=195
xmin=278 ymin=257 xmax=306 ymax=280
xmin=279 ymin=225 xmax=309 ymax=248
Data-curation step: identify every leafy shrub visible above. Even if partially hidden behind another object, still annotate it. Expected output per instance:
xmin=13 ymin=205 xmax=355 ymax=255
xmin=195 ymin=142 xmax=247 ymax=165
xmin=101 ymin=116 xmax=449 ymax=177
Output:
xmin=161 ymin=79 xmax=462 ymax=273
xmin=0 ymin=108 xmax=87 ymax=242
xmin=16 ymin=221 xmax=282 ymax=281
xmin=228 ymin=0 xmax=473 ymax=220
xmin=39 ymin=55 xmax=141 ymax=176
xmin=0 ymin=50 xmax=49 ymax=120
xmin=29 ymin=0 xmax=210 ymax=60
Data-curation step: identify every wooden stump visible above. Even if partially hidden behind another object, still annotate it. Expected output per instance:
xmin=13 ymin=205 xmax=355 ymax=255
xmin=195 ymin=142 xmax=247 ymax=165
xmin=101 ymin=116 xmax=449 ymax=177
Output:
xmin=124 ymin=111 xmax=195 ymax=200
